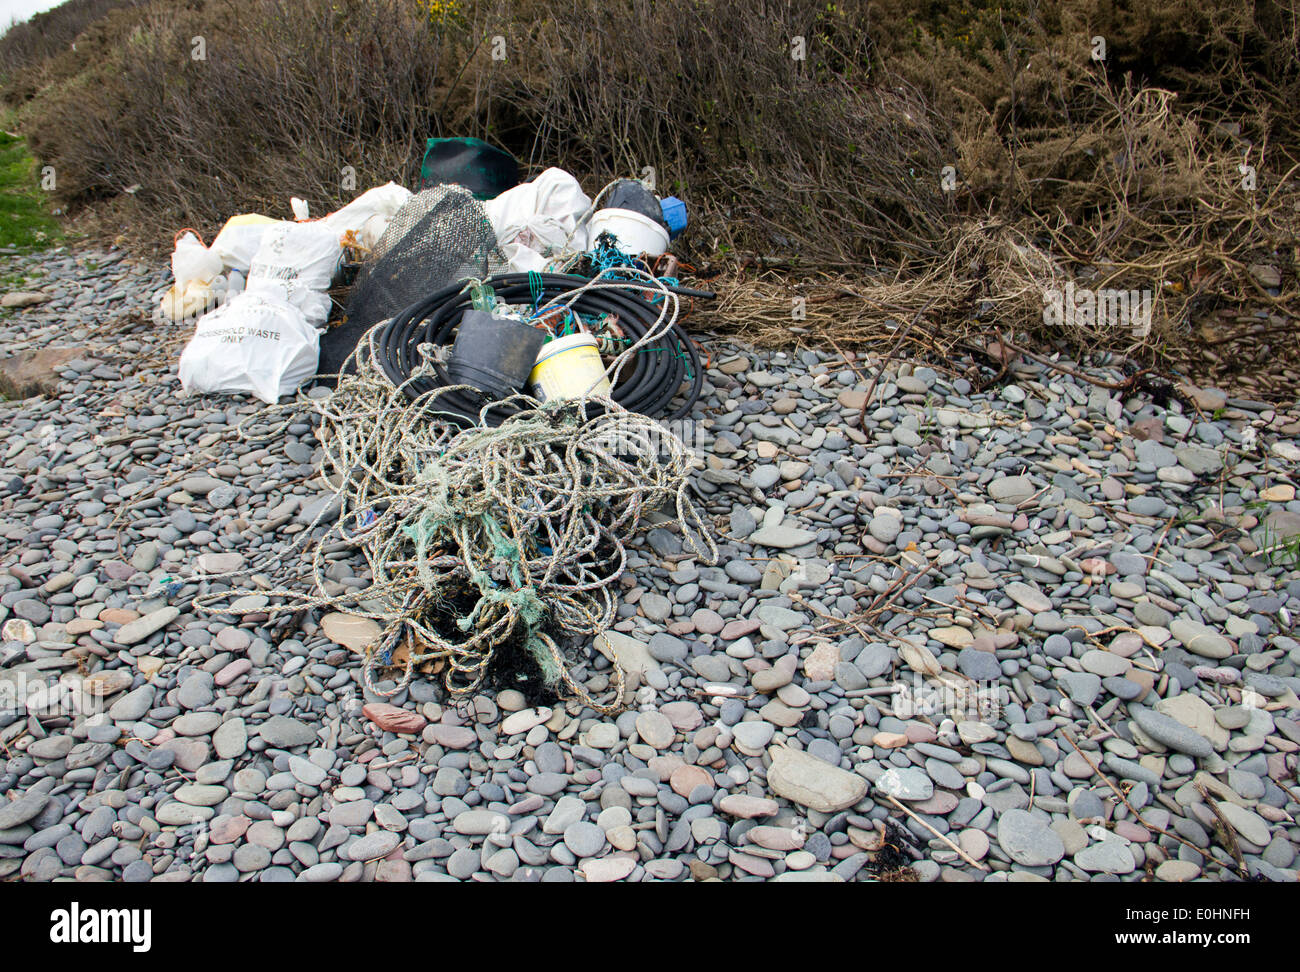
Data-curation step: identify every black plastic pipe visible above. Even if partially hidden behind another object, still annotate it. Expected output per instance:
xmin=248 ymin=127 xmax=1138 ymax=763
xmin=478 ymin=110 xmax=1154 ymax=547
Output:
xmin=373 ymin=273 xmax=709 ymax=426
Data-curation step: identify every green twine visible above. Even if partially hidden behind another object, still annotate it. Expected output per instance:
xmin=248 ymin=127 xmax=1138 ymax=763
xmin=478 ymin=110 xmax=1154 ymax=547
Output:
xmin=619 ymin=338 xmax=693 ymax=380
xmin=457 ymin=579 xmax=559 ymax=685
xmin=399 ymin=461 xmax=565 ymax=686
xmin=459 ymin=512 xmax=561 ymax=685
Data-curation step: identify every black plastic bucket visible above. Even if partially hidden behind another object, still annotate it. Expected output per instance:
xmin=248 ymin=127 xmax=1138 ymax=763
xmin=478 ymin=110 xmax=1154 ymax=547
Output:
xmin=447 ymin=310 xmax=548 ymax=399
xmin=604 ymin=179 xmax=669 ymax=231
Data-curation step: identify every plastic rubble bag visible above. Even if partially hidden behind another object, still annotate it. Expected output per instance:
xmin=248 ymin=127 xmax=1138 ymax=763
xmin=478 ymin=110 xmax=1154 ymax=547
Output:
xmin=171 ymin=230 xmax=223 ymax=290
xmin=177 ymin=290 xmax=319 ymax=404
xmin=166 ymin=272 xmax=236 ymax=321
xmin=211 ymin=214 xmax=282 ymax=274
xmin=245 ymin=220 xmax=344 ymax=326
xmin=483 ymin=167 xmax=592 ymax=272
xmin=159 ymin=280 xmax=215 ymax=322
xmin=420 ymin=137 xmax=519 ymax=199
xmin=158 ymin=231 xmax=224 ymax=321
xmin=321 ymin=182 xmax=412 ymax=246
xmin=357 ymin=213 xmax=389 ymax=250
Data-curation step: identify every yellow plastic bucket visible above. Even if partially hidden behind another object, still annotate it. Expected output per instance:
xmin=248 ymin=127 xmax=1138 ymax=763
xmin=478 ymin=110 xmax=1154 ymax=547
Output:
xmin=528 ymin=334 xmax=612 ymax=401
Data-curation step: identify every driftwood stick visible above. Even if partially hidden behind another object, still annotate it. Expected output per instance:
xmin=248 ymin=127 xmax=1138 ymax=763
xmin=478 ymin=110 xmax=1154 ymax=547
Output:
xmin=885 ymin=793 xmax=989 ymax=871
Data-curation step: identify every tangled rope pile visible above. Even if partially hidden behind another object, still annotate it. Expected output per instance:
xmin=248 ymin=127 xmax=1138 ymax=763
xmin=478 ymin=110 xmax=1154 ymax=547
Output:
xmin=194 ymin=274 xmax=716 ymax=715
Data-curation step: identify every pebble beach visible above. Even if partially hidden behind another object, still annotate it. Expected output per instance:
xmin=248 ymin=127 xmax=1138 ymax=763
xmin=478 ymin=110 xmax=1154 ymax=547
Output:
xmin=2 ymin=245 xmax=1299 ymax=883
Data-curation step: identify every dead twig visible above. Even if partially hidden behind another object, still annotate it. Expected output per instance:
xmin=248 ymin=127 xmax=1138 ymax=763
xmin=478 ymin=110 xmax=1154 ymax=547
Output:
xmin=884 ymin=793 xmax=989 ymax=871
xmin=1061 ymin=729 xmax=1230 ymax=874
xmin=856 ymin=295 xmax=941 ymax=430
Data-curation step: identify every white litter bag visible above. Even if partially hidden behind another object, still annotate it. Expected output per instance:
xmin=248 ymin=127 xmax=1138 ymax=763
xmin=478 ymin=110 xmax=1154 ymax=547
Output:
xmin=171 ymin=231 xmax=224 ymax=291
xmin=158 ymin=232 xmax=226 ymax=322
xmin=177 ymin=290 xmax=319 ymax=404
xmin=211 ymin=214 xmax=282 ymax=274
xmin=246 ymin=220 xmax=344 ymax=325
xmin=484 ymin=167 xmax=592 ymax=272
xmin=322 ymin=182 xmax=412 ymax=243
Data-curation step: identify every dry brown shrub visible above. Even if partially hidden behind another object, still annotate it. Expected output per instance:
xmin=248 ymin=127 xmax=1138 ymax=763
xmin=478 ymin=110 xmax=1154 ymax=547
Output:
xmin=693 ymin=3 xmax=1300 ymax=399
xmin=697 ymin=67 xmax=1300 ymax=398
xmin=487 ymin=0 xmax=956 ymax=269
xmin=5 ymin=0 xmax=963 ymax=267
xmin=9 ymin=0 xmax=493 ymax=249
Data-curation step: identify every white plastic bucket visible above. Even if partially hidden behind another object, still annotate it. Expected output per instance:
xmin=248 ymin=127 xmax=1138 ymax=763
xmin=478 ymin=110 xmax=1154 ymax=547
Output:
xmin=588 ymin=207 xmax=670 ymax=257
xmin=528 ymin=334 xmax=612 ymax=401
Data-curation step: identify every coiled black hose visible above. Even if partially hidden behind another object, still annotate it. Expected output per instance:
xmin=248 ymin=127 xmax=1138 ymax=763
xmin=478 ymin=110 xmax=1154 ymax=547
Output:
xmin=372 ymin=273 xmax=712 ymax=425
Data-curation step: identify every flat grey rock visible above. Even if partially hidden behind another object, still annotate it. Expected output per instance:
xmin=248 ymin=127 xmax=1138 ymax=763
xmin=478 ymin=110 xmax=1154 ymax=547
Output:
xmin=1130 ymin=705 xmax=1214 ymax=757
xmin=1075 ymin=837 xmax=1136 ymax=874
xmin=768 ymin=746 xmax=868 ymax=811
xmin=748 ymin=525 xmax=818 ymax=549
xmin=997 ymin=809 xmax=1065 ymax=866
xmin=256 ymin=716 xmax=316 ymax=749
xmin=113 ymin=606 xmax=180 ymax=646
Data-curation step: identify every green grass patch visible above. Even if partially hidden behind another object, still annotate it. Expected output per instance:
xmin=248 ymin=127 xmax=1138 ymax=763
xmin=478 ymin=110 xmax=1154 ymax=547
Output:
xmin=0 ymin=126 xmax=62 ymax=250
